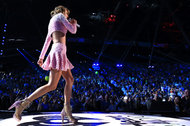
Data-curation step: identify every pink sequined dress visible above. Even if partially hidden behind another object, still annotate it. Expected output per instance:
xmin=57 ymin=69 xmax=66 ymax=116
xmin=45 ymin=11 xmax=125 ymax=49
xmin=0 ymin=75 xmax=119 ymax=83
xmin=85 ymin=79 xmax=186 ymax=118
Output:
xmin=39 ymin=13 xmax=77 ymax=71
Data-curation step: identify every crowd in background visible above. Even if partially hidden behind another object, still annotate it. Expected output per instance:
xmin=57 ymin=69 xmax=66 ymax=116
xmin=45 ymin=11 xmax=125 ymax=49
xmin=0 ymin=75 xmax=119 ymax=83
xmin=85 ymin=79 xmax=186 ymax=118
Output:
xmin=0 ymin=62 xmax=190 ymax=115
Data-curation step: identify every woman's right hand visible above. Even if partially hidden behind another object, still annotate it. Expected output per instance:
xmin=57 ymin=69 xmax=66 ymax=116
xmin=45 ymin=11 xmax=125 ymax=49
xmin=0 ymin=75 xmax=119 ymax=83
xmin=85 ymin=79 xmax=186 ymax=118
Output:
xmin=37 ymin=59 xmax=43 ymax=67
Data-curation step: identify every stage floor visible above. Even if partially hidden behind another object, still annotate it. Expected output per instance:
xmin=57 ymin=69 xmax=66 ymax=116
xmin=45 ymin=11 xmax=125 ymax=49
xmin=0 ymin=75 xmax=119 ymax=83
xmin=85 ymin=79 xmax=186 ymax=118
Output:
xmin=0 ymin=112 xmax=190 ymax=126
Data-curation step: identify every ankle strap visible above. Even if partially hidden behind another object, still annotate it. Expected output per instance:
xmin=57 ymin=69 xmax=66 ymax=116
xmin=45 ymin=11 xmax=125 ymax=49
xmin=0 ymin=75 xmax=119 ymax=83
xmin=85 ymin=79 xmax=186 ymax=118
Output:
xmin=22 ymin=98 xmax=31 ymax=103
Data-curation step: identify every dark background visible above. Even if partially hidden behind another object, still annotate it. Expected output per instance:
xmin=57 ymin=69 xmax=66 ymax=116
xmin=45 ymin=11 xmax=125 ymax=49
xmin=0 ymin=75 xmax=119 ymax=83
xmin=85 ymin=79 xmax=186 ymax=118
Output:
xmin=0 ymin=0 xmax=190 ymax=70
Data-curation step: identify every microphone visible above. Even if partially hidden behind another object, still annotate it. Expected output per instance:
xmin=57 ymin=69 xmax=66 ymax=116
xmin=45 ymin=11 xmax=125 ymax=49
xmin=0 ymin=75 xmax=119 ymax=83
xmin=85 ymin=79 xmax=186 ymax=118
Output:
xmin=76 ymin=24 xmax=80 ymax=28
xmin=68 ymin=18 xmax=80 ymax=28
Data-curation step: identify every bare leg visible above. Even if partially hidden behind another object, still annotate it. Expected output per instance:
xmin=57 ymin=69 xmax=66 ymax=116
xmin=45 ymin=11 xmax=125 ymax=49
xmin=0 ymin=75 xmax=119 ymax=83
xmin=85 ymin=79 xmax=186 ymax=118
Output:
xmin=8 ymin=69 xmax=62 ymax=121
xmin=62 ymin=69 xmax=74 ymax=105
xmin=61 ymin=69 xmax=77 ymax=123
xmin=27 ymin=69 xmax=62 ymax=102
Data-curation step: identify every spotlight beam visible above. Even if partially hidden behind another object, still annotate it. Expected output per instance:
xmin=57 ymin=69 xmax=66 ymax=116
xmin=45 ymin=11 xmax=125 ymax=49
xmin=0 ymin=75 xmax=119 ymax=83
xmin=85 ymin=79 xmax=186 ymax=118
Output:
xmin=120 ymin=7 xmax=153 ymax=63
xmin=154 ymin=49 xmax=190 ymax=65
xmin=166 ymin=1 xmax=190 ymax=46
xmin=97 ymin=0 xmax=123 ymax=62
xmin=36 ymin=49 xmax=48 ymax=57
xmin=77 ymin=51 xmax=96 ymax=61
xmin=148 ymin=0 xmax=164 ymax=66
xmin=22 ymin=49 xmax=36 ymax=61
xmin=17 ymin=49 xmax=39 ymax=69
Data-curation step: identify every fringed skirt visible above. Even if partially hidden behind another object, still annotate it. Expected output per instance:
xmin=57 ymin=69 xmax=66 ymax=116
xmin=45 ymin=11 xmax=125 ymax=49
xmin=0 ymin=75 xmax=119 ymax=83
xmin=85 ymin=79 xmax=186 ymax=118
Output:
xmin=41 ymin=43 xmax=74 ymax=71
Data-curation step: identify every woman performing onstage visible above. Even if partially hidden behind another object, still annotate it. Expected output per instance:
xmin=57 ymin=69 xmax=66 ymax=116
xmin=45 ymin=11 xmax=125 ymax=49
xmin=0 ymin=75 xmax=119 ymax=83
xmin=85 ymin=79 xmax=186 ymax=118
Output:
xmin=8 ymin=5 xmax=78 ymax=123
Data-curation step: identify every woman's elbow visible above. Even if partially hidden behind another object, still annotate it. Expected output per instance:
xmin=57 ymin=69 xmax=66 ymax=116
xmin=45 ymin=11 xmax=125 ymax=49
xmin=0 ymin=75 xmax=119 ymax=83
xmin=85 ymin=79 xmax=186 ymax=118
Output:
xmin=71 ymin=30 xmax=77 ymax=34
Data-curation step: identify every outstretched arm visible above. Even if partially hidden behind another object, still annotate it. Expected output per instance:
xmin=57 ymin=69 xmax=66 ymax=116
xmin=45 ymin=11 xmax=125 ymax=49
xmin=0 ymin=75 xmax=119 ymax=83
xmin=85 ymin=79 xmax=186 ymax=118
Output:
xmin=57 ymin=13 xmax=77 ymax=34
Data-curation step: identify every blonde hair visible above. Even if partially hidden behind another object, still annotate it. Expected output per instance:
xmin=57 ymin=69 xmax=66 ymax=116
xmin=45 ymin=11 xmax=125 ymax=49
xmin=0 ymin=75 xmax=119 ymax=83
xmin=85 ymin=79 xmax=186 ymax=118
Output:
xmin=50 ymin=5 xmax=70 ymax=17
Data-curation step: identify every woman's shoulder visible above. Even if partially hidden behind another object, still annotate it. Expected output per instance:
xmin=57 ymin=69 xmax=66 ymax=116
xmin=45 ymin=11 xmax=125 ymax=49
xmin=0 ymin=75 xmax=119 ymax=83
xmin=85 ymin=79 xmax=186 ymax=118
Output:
xmin=52 ymin=13 xmax=66 ymax=20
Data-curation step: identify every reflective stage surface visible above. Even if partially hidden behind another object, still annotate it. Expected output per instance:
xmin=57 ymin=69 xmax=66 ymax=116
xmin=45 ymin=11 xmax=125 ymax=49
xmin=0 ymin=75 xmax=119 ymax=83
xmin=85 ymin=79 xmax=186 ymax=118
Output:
xmin=0 ymin=112 xmax=190 ymax=126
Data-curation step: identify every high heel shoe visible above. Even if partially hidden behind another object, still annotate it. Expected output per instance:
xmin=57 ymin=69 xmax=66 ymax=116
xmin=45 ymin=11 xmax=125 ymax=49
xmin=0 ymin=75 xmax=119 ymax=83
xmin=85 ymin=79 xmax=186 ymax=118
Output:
xmin=8 ymin=98 xmax=31 ymax=121
xmin=61 ymin=107 xmax=66 ymax=123
xmin=61 ymin=104 xmax=77 ymax=124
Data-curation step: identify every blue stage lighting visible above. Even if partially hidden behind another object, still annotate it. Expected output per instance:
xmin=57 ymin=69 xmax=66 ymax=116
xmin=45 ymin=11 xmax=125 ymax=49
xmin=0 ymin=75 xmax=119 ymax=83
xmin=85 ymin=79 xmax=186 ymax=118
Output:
xmin=17 ymin=49 xmax=37 ymax=68
xmin=92 ymin=62 xmax=100 ymax=70
xmin=148 ymin=65 xmax=154 ymax=69
xmin=78 ymin=38 xmax=85 ymax=42
xmin=36 ymin=49 xmax=48 ymax=57
xmin=23 ymin=49 xmax=36 ymax=60
xmin=116 ymin=64 xmax=123 ymax=68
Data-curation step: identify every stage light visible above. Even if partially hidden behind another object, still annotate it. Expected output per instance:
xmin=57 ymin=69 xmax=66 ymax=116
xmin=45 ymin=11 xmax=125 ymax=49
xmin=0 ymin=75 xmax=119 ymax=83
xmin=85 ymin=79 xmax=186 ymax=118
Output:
xmin=89 ymin=12 xmax=104 ymax=22
xmin=92 ymin=63 xmax=100 ymax=70
xmin=108 ymin=18 xmax=112 ymax=22
xmin=4 ymin=24 xmax=7 ymax=26
xmin=2 ymin=40 xmax=4 ymax=42
xmin=93 ymin=63 xmax=99 ymax=66
xmin=110 ymin=15 xmax=116 ymax=18
xmin=23 ymin=49 xmax=37 ymax=60
xmin=3 ymin=36 xmax=5 ymax=39
xmin=2 ymin=43 xmax=4 ymax=45
xmin=78 ymin=38 xmax=85 ymax=42
xmin=116 ymin=64 xmax=123 ymax=68
xmin=36 ymin=49 xmax=40 ymax=52
xmin=4 ymin=30 xmax=6 ymax=32
xmin=148 ymin=65 xmax=154 ymax=69
xmin=17 ymin=48 xmax=38 ymax=69
xmin=105 ymin=14 xmax=116 ymax=23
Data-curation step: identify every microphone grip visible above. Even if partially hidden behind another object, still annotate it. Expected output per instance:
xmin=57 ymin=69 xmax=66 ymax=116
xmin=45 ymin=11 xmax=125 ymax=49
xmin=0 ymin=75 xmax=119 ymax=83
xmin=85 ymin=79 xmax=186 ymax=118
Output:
xmin=69 ymin=18 xmax=80 ymax=28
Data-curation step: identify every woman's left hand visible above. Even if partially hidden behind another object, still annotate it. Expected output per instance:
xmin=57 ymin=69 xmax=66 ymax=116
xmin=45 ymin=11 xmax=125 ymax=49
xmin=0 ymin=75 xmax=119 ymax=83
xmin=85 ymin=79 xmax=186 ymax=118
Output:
xmin=37 ymin=59 xmax=43 ymax=67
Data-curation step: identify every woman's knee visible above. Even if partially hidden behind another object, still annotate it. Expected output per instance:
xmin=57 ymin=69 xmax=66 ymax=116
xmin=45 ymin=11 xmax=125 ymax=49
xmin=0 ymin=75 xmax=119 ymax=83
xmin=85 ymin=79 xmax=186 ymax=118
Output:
xmin=65 ymin=77 xmax=74 ymax=84
xmin=46 ymin=83 xmax=57 ymax=91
